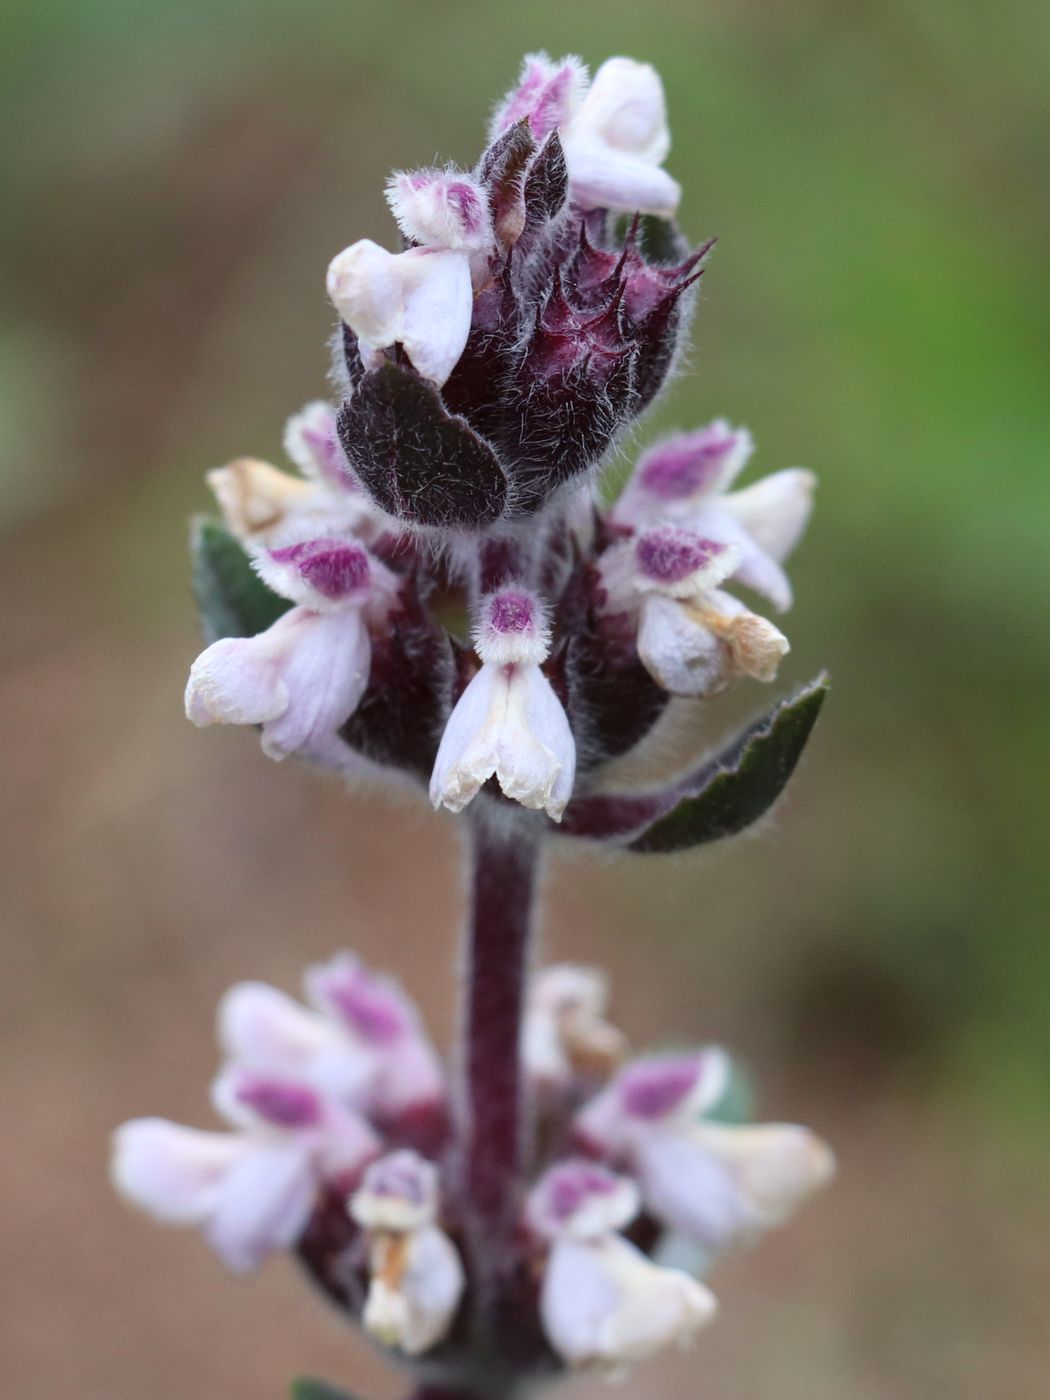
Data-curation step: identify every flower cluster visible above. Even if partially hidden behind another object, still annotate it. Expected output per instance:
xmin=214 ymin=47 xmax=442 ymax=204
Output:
xmin=112 ymin=956 xmax=833 ymax=1376
xmin=184 ymin=57 xmax=815 ymax=829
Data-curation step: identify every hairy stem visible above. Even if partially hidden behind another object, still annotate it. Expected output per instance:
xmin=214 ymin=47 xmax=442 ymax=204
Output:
xmin=459 ymin=807 xmax=542 ymax=1302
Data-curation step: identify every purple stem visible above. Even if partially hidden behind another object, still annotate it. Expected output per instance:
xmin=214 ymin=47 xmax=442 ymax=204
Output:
xmin=459 ymin=807 xmax=542 ymax=1303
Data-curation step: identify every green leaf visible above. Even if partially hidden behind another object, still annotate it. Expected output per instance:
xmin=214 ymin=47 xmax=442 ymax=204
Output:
xmin=190 ymin=517 xmax=290 ymax=644
xmin=290 ymin=1378 xmax=360 ymax=1400
xmin=628 ymin=675 xmax=829 ymax=854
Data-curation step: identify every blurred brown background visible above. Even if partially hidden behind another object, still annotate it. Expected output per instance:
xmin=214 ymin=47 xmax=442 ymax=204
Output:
xmin=3 ymin=1 xmax=1049 ymax=1397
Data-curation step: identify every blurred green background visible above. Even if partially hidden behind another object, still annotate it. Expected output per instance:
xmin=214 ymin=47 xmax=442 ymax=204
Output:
xmin=3 ymin=2 xmax=1048 ymax=1397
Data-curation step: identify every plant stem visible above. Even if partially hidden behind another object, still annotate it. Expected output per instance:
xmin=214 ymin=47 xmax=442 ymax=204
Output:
xmin=459 ymin=806 xmax=542 ymax=1303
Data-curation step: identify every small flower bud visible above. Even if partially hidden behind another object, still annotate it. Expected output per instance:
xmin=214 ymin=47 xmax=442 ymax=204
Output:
xmin=524 ymin=965 xmax=627 ymax=1088
xmin=385 ymin=169 xmax=493 ymax=252
xmin=490 ymin=52 xmax=587 ymax=143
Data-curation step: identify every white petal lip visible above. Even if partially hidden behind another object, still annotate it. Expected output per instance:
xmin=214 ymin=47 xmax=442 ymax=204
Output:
xmin=363 ymin=1226 xmax=465 ymax=1355
xmin=541 ymin=1235 xmax=716 ymax=1368
xmin=561 ymin=146 xmax=681 ymax=218
xmin=722 ymin=467 xmax=817 ymax=566
xmin=633 ymin=1123 xmax=835 ymax=1252
xmin=204 ymin=1139 xmax=316 ymax=1273
xmin=185 ymin=631 xmax=290 ymax=727
xmin=636 ymin=592 xmax=728 ymax=697
xmin=429 ymin=663 xmax=501 ymax=813
xmin=186 ymin=607 xmax=371 ymax=762
xmin=259 ymin=608 xmax=371 ymax=760
xmin=561 ymin=57 xmax=679 ymax=217
xmin=326 ymin=240 xmax=472 ymax=388
xmin=691 ymin=1121 xmax=837 ymax=1223
xmin=110 ymin=1119 xmax=254 ymax=1226
xmin=430 ymin=664 xmax=576 ymax=820
xmin=572 ymin=58 xmax=671 ymax=165
xmin=633 ymin=1132 xmax=746 ymax=1250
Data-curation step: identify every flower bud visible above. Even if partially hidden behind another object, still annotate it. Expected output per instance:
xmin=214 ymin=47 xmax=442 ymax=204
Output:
xmin=524 ymin=965 xmax=627 ymax=1088
xmin=385 ymin=169 xmax=493 ymax=253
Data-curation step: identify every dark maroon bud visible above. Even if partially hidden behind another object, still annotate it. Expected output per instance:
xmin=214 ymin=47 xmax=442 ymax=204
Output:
xmin=521 ymin=131 xmax=569 ymax=232
xmin=631 ymin=275 xmax=702 ymax=413
xmin=502 ymin=351 xmax=637 ymax=513
xmin=337 ymin=361 xmax=508 ymax=529
xmin=477 ymin=119 xmax=537 ymax=243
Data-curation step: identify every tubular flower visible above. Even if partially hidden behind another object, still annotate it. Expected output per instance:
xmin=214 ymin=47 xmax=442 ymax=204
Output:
xmin=576 ymin=1049 xmax=836 ymax=1255
xmin=185 ymin=536 xmax=395 ymax=763
xmin=350 ymin=1151 xmax=465 ymax=1356
xmin=599 ymin=524 xmax=790 ymax=697
xmin=614 ymin=421 xmax=816 ymax=613
xmin=111 ymin=1065 xmax=377 ymax=1274
xmin=430 ymin=587 xmax=575 ymax=820
xmin=207 ymin=401 xmax=371 ymax=548
xmin=528 ymin=1160 xmax=716 ymax=1371
xmin=523 ymin=964 xmax=628 ymax=1090
xmin=491 ymin=53 xmax=680 ymax=216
